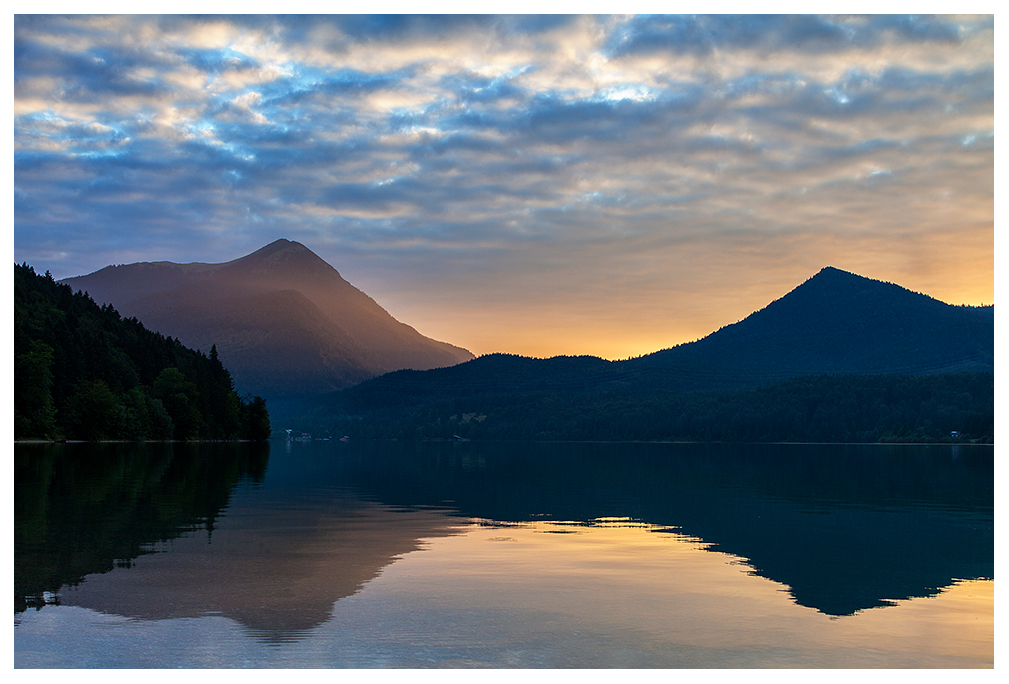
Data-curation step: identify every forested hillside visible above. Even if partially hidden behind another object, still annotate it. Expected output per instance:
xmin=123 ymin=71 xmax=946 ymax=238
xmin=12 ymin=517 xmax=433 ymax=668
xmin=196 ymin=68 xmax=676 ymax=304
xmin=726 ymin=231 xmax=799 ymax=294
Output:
xmin=286 ymin=372 xmax=993 ymax=444
xmin=15 ymin=263 xmax=271 ymax=441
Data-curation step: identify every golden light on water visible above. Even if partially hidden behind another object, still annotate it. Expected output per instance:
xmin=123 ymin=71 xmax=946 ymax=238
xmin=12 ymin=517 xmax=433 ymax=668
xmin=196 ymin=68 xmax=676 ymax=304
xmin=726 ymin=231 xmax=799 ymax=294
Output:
xmin=379 ymin=519 xmax=993 ymax=667
xmin=16 ymin=447 xmax=993 ymax=669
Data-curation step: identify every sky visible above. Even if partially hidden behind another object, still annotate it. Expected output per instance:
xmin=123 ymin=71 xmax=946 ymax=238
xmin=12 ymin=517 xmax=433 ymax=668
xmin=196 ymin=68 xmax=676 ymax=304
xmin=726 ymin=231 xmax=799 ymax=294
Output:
xmin=12 ymin=11 xmax=995 ymax=360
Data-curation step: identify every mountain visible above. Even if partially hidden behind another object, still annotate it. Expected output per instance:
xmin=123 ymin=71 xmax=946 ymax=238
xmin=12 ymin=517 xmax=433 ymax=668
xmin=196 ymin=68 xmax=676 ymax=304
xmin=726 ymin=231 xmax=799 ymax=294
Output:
xmin=302 ymin=266 xmax=994 ymax=442
xmin=626 ymin=266 xmax=994 ymax=387
xmin=344 ymin=266 xmax=993 ymax=400
xmin=61 ymin=239 xmax=474 ymax=397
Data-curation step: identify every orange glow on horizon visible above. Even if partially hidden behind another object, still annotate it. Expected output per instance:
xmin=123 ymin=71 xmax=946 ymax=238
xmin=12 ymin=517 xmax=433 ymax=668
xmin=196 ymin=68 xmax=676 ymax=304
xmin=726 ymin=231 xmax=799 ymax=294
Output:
xmin=382 ymin=254 xmax=994 ymax=361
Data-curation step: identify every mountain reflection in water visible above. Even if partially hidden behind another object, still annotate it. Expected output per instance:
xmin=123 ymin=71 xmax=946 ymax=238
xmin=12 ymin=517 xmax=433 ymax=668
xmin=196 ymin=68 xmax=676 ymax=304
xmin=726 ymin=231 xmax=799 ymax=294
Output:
xmin=15 ymin=440 xmax=993 ymax=646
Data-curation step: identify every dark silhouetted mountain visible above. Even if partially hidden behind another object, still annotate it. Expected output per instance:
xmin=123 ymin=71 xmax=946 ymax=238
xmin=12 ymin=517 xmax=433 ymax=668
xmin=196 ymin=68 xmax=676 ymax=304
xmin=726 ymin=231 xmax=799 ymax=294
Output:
xmin=62 ymin=239 xmax=474 ymax=397
xmin=629 ymin=266 xmax=993 ymax=387
xmin=305 ymin=267 xmax=993 ymax=442
xmin=344 ymin=266 xmax=993 ymax=400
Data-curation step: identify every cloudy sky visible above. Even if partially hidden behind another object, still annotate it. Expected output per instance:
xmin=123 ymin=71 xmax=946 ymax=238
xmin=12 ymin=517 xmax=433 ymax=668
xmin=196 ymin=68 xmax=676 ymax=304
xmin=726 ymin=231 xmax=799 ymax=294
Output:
xmin=13 ymin=12 xmax=994 ymax=359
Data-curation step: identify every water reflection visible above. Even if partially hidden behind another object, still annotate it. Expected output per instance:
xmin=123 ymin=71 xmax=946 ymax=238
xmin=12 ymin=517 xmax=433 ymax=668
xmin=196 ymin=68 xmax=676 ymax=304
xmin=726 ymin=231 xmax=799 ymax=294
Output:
xmin=52 ymin=496 xmax=460 ymax=642
xmin=15 ymin=442 xmax=268 ymax=613
xmin=319 ymin=441 xmax=993 ymax=616
xmin=15 ymin=440 xmax=993 ymax=648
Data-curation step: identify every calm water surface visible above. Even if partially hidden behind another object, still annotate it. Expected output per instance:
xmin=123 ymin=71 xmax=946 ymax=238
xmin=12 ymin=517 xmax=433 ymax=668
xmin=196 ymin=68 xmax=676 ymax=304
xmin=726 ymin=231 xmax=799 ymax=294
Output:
xmin=14 ymin=440 xmax=993 ymax=668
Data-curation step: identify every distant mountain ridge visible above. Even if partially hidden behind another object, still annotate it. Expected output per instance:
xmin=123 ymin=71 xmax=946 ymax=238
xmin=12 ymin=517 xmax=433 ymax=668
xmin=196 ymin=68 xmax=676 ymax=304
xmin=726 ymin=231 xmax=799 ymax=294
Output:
xmin=299 ymin=266 xmax=993 ymax=443
xmin=62 ymin=239 xmax=474 ymax=397
xmin=345 ymin=266 xmax=994 ymax=402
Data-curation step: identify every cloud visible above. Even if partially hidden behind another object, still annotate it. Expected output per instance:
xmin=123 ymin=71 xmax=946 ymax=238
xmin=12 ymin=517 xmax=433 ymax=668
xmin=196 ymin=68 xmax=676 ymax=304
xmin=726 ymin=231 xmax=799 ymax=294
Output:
xmin=603 ymin=14 xmax=988 ymax=59
xmin=13 ymin=14 xmax=994 ymax=357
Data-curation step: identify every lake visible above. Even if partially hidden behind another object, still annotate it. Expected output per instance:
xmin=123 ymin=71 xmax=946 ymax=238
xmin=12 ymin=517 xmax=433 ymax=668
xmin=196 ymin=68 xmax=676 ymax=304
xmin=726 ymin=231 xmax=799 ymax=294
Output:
xmin=14 ymin=440 xmax=993 ymax=668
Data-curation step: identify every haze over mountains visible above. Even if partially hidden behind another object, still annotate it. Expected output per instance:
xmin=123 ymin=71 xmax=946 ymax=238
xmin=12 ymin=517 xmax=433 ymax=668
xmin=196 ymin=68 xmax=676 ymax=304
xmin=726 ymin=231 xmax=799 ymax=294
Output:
xmin=62 ymin=239 xmax=474 ymax=397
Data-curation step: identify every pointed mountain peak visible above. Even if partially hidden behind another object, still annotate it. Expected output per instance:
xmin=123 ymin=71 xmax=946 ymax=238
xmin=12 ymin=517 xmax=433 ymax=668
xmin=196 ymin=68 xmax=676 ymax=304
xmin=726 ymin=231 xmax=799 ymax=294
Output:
xmin=262 ymin=237 xmax=295 ymax=249
xmin=808 ymin=266 xmax=863 ymax=281
xmin=791 ymin=266 xmax=890 ymax=297
xmin=230 ymin=238 xmax=338 ymax=276
xmin=246 ymin=238 xmax=311 ymax=258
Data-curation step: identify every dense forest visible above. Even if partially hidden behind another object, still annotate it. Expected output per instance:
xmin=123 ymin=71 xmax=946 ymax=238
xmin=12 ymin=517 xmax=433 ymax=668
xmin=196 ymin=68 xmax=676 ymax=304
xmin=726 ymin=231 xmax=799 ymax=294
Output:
xmin=14 ymin=263 xmax=271 ymax=441
xmin=279 ymin=371 xmax=993 ymax=444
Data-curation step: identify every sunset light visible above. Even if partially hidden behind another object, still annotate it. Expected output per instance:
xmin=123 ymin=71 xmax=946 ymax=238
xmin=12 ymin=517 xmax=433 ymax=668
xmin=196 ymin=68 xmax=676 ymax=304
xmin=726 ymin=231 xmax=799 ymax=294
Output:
xmin=14 ymin=12 xmax=994 ymax=671
xmin=13 ymin=13 xmax=993 ymax=358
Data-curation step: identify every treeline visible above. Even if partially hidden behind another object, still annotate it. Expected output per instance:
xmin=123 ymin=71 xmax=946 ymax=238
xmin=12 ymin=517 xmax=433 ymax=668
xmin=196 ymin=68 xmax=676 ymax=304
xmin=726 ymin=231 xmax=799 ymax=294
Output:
xmin=304 ymin=372 xmax=993 ymax=444
xmin=15 ymin=263 xmax=271 ymax=441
